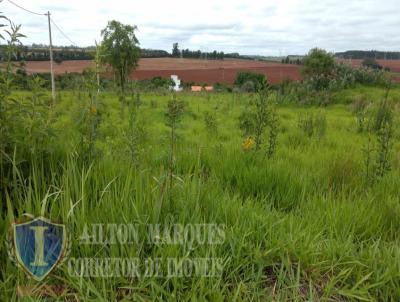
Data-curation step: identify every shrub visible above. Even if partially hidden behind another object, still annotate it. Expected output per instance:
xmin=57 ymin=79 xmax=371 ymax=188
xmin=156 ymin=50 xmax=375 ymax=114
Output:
xmin=363 ymin=94 xmax=394 ymax=183
xmin=213 ymin=82 xmax=231 ymax=92
xmin=362 ymin=58 xmax=383 ymax=70
xmin=351 ymin=97 xmax=370 ymax=132
xmin=238 ymin=89 xmax=279 ymax=157
xmin=241 ymin=80 xmax=255 ymax=93
xmin=302 ymin=48 xmax=335 ymax=90
xmin=204 ymin=111 xmax=218 ymax=135
xmin=234 ymin=71 xmax=268 ymax=92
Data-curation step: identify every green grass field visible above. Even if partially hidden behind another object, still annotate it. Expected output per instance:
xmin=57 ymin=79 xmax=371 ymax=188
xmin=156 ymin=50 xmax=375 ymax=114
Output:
xmin=1 ymin=86 xmax=400 ymax=301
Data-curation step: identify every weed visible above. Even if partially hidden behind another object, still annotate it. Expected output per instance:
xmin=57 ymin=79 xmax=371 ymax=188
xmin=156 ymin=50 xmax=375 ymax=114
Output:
xmin=298 ymin=111 xmax=326 ymax=139
xmin=204 ymin=110 xmax=218 ymax=135
xmin=165 ymin=93 xmax=185 ymax=189
xmin=351 ymin=97 xmax=369 ymax=132
xmin=267 ymin=104 xmax=279 ymax=158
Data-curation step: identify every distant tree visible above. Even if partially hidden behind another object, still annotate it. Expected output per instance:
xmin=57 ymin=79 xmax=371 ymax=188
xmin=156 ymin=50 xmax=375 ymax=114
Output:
xmin=100 ymin=20 xmax=140 ymax=94
xmin=362 ymin=58 xmax=383 ymax=70
xmin=285 ymin=56 xmax=290 ymax=64
xmin=302 ymin=48 xmax=335 ymax=78
xmin=302 ymin=48 xmax=335 ymax=90
xmin=150 ymin=76 xmax=174 ymax=89
xmin=172 ymin=43 xmax=180 ymax=57
xmin=234 ymin=71 xmax=268 ymax=92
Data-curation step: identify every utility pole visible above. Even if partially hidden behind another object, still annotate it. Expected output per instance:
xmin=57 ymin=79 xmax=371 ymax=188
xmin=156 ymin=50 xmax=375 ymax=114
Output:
xmin=47 ymin=11 xmax=55 ymax=101
xmin=95 ymin=41 xmax=101 ymax=94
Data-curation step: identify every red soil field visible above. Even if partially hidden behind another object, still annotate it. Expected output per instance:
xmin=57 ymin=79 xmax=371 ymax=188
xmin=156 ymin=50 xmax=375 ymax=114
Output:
xmin=23 ymin=58 xmax=301 ymax=85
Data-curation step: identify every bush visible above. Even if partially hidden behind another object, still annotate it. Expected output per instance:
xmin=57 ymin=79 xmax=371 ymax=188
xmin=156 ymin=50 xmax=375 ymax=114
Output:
xmin=213 ymin=82 xmax=231 ymax=92
xmin=234 ymin=71 xmax=268 ymax=92
xmin=241 ymin=80 xmax=256 ymax=93
xmin=362 ymin=58 xmax=383 ymax=70
xmin=302 ymin=48 xmax=335 ymax=90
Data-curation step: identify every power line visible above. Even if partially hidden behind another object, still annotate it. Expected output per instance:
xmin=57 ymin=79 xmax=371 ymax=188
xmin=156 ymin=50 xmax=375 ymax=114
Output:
xmin=50 ymin=19 xmax=78 ymax=46
xmin=6 ymin=0 xmax=46 ymax=16
xmin=6 ymin=0 xmax=78 ymax=46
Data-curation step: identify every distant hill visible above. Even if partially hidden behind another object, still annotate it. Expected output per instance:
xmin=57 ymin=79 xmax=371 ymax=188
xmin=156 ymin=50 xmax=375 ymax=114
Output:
xmin=335 ymin=50 xmax=400 ymax=60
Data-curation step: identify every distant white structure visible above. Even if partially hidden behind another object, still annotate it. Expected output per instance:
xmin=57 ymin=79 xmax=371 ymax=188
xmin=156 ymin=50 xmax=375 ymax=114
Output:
xmin=170 ymin=75 xmax=182 ymax=91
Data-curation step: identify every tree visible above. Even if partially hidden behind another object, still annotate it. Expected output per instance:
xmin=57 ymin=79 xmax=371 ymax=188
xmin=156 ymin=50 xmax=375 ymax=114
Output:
xmin=362 ymin=58 xmax=383 ymax=70
xmin=100 ymin=20 xmax=140 ymax=94
xmin=172 ymin=43 xmax=180 ymax=57
xmin=302 ymin=48 xmax=335 ymax=90
xmin=302 ymin=48 xmax=335 ymax=78
xmin=234 ymin=71 xmax=268 ymax=92
xmin=285 ymin=56 xmax=290 ymax=64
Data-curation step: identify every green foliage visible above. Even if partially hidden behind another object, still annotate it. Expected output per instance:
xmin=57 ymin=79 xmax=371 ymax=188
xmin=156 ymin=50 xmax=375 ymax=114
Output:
xmin=363 ymin=92 xmax=394 ymax=183
xmin=266 ymin=104 xmax=279 ymax=158
xmin=76 ymin=68 xmax=102 ymax=161
xmin=165 ymin=94 xmax=185 ymax=188
xmin=213 ymin=82 xmax=231 ymax=92
xmin=253 ymin=90 xmax=270 ymax=149
xmin=372 ymin=97 xmax=393 ymax=132
xmin=172 ymin=42 xmax=224 ymax=60
xmin=172 ymin=42 xmax=180 ymax=57
xmin=350 ymin=97 xmax=370 ymax=132
xmin=298 ymin=113 xmax=314 ymax=137
xmin=302 ymin=48 xmax=335 ymax=90
xmin=303 ymin=48 xmax=335 ymax=78
xmin=298 ymin=111 xmax=327 ymax=139
xmin=374 ymin=117 xmax=393 ymax=177
xmin=3 ymin=16 xmax=400 ymax=299
xmin=234 ymin=71 xmax=268 ymax=92
xmin=149 ymin=76 xmax=174 ymax=90
xmin=373 ymin=95 xmax=394 ymax=178
xmin=0 ymin=16 xmax=25 ymax=170
xmin=238 ymin=90 xmax=280 ymax=156
xmin=165 ymin=94 xmax=185 ymax=128
xmin=203 ymin=110 xmax=218 ymax=135
xmin=362 ymin=58 xmax=383 ymax=70
xmin=2 ymin=87 xmax=400 ymax=301
xmin=21 ymin=77 xmax=54 ymax=156
xmin=124 ymin=91 xmax=146 ymax=165
xmin=238 ymin=109 xmax=255 ymax=137
xmin=100 ymin=20 xmax=140 ymax=93
xmin=329 ymin=61 xmax=389 ymax=90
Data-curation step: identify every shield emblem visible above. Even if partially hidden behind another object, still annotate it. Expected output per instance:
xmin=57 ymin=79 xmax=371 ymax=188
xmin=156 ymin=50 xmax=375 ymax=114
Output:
xmin=13 ymin=217 xmax=66 ymax=281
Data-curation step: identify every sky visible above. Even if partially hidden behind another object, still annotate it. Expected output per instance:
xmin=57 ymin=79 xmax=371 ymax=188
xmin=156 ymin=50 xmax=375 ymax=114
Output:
xmin=2 ymin=0 xmax=399 ymax=56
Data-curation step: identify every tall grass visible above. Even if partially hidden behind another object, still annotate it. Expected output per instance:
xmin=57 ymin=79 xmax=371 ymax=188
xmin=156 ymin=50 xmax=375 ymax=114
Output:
xmin=1 ymin=87 xmax=400 ymax=300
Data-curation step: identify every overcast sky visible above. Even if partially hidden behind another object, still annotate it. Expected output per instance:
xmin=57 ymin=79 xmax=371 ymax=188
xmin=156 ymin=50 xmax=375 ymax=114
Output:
xmin=2 ymin=0 xmax=399 ymax=56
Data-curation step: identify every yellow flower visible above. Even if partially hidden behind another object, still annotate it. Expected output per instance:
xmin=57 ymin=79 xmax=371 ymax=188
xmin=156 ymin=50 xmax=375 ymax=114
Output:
xmin=90 ymin=105 xmax=97 ymax=114
xmin=242 ymin=137 xmax=255 ymax=151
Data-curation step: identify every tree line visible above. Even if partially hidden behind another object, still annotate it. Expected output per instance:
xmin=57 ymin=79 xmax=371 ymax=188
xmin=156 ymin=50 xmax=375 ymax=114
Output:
xmin=336 ymin=50 xmax=400 ymax=60
xmin=0 ymin=45 xmax=170 ymax=63
xmin=172 ymin=43 xmax=224 ymax=60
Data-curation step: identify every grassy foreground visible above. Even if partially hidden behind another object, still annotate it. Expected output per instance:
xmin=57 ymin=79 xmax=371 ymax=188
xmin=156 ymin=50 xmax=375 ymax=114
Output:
xmin=1 ymin=86 xmax=400 ymax=301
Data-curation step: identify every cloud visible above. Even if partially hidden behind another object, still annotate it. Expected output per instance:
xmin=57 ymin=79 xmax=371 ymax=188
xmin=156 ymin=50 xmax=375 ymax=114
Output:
xmin=1 ymin=0 xmax=399 ymax=55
